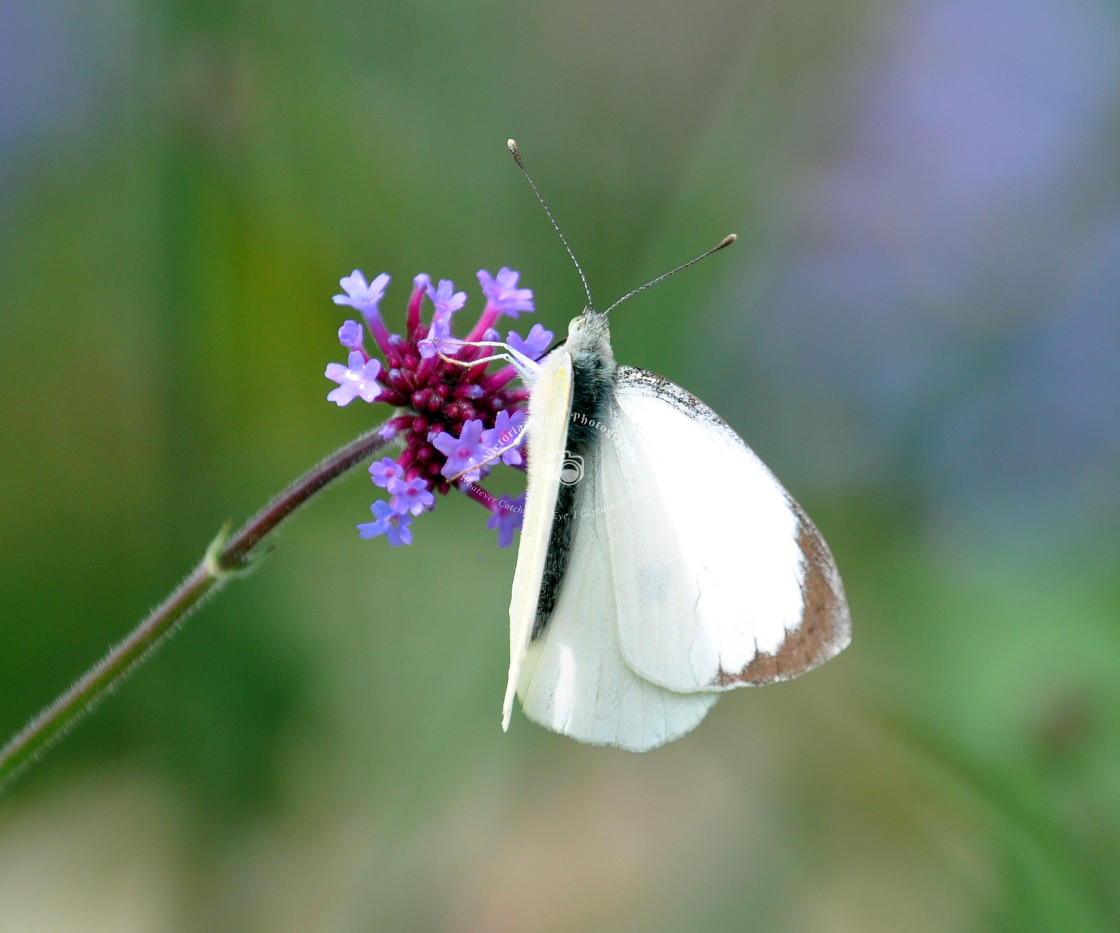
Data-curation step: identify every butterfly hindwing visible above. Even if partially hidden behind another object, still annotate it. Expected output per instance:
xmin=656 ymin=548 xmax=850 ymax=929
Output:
xmin=515 ymin=436 xmax=718 ymax=751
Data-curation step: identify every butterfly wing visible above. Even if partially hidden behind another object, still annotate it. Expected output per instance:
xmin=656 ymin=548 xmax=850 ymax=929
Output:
xmin=515 ymin=436 xmax=718 ymax=751
xmin=601 ymin=366 xmax=851 ymax=694
xmin=502 ymin=345 xmax=573 ymax=731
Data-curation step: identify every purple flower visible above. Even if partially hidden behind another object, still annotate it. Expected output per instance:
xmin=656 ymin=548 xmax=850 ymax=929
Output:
xmin=338 ymin=320 xmax=364 ymax=350
xmin=480 ymin=409 xmax=528 ymax=466
xmin=369 ymin=457 xmax=403 ymax=488
xmin=358 ymin=500 xmax=413 ymax=547
xmin=389 ymin=476 xmax=435 ymax=516
xmin=418 ymin=308 xmax=455 ymax=360
xmin=325 ymin=352 xmax=382 ymax=406
xmin=487 ymin=493 xmax=526 ymax=548
xmin=334 ymin=270 xmax=390 ymax=323
xmin=324 ymin=262 xmax=539 ymax=547
xmin=427 ymin=278 xmax=467 ymax=316
xmin=416 ymin=279 xmax=468 ymax=359
xmin=508 ymin=323 xmax=554 ymax=361
xmin=478 ymin=268 xmax=535 ymax=318
xmin=433 ymin=419 xmax=488 ymax=482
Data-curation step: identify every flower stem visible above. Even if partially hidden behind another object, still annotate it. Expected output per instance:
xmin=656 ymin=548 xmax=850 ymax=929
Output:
xmin=0 ymin=422 xmax=394 ymax=791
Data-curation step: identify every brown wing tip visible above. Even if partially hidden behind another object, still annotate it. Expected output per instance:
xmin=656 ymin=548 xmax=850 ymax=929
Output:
xmin=712 ymin=513 xmax=851 ymax=688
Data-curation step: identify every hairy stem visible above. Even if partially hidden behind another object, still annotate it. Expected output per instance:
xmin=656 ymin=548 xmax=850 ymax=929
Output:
xmin=0 ymin=423 xmax=394 ymax=791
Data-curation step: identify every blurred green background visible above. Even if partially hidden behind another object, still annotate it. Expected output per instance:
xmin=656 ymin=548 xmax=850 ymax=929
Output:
xmin=2 ymin=0 xmax=1119 ymax=929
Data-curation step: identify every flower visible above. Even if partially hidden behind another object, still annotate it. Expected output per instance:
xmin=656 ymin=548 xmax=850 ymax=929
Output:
xmin=478 ymin=268 xmax=535 ymax=318
xmin=325 ymin=352 xmax=382 ymax=406
xmin=481 ymin=409 xmax=527 ymax=466
xmin=487 ymin=493 xmax=526 ymax=548
xmin=418 ymin=308 xmax=455 ymax=359
xmin=389 ymin=476 xmax=435 ymax=516
xmin=508 ymin=323 xmax=553 ymax=361
xmin=427 ymin=278 xmax=468 ymax=316
xmin=338 ymin=320 xmax=365 ymax=350
xmin=323 ymin=265 xmax=538 ymax=545
xmin=418 ymin=278 xmax=469 ymax=359
xmin=369 ymin=457 xmax=403 ymax=488
xmin=334 ymin=270 xmax=390 ymax=323
xmin=358 ymin=500 xmax=413 ymax=547
xmin=432 ymin=419 xmax=488 ymax=483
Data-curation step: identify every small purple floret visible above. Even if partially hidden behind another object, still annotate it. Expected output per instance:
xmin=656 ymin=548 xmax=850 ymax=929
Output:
xmin=508 ymin=323 xmax=553 ymax=361
xmin=389 ymin=476 xmax=435 ymax=516
xmin=418 ymin=308 xmax=454 ymax=359
xmin=433 ymin=419 xmax=487 ymax=482
xmin=418 ymin=279 xmax=468 ymax=358
xmin=358 ymin=500 xmax=413 ymax=547
xmin=427 ymin=279 xmax=467 ymax=316
xmin=338 ymin=320 xmax=364 ymax=350
xmin=487 ymin=493 xmax=526 ymax=548
xmin=370 ymin=457 xmax=403 ymax=488
xmin=334 ymin=270 xmax=390 ymax=322
xmin=478 ymin=268 xmax=535 ymax=318
xmin=325 ymin=352 xmax=382 ymax=406
xmin=481 ymin=409 xmax=527 ymax=466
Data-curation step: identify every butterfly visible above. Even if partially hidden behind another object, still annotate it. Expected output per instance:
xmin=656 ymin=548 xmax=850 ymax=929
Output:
xmin=496 ymin=141 xmax=851 ymax=751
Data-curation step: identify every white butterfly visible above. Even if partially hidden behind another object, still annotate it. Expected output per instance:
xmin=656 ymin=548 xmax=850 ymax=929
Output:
xmin=494 ymin=140 xmax=850 ymax=751
xmin=499 ymin=306 xmax=851 ymax=752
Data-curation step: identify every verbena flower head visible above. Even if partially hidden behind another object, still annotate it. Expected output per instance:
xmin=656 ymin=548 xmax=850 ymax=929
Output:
xmin=323 ymin=266 xmax=552 ymax=548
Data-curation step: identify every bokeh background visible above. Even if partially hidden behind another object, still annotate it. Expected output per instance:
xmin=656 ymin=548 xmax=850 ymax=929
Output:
xmin=2 ymin=0 xmax=1119 ymax=929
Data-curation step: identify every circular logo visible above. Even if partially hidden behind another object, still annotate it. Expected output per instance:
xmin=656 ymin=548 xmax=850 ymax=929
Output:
xmin=557 ymin=452 xmax=584 ymax=485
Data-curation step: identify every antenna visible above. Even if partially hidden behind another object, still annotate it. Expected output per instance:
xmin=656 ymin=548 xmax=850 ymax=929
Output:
xmin=507 ymin=139 xmax=595 ymax=310
xmin=602 ymin=234 xmax=736 ymax=316
xmin=507 ymin=138 xmax=736 ymax=317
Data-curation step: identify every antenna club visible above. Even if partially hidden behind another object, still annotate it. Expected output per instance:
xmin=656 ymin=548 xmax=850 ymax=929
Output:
xmin=507 ymin=139 xmax=524 ymax=167
xmin=718 ymin=233 xmax=737 ymax=249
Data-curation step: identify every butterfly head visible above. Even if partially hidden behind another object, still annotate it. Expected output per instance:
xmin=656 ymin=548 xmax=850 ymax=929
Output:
xmin=566 ymin=307 xmax=613 ymax=354
xmin=565 ymin=307 xmax=617 ymax=378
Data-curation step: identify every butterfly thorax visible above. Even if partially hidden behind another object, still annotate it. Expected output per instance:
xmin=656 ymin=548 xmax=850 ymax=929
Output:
xmin=565 ymin=309 xmax=617 ymax=446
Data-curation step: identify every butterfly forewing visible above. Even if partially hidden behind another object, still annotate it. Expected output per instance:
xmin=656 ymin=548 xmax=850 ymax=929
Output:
xmin=713 ymin=501 xmax=850 ymax=686
xmin=503 ymin=346 xmax=573 ymax=730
